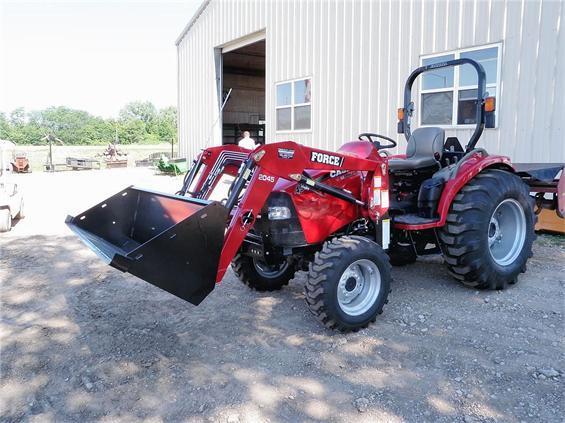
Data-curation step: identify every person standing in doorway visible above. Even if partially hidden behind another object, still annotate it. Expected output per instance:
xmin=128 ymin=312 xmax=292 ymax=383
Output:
xmin=238 ymin=131 xmax=257 ymax=150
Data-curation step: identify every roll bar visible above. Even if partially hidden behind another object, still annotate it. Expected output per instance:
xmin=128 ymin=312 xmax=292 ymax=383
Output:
xmin=398 ymin=58 xmax=490 ymax=153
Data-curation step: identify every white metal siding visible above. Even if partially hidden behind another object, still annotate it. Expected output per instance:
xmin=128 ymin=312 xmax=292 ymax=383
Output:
xmin=178 ymin=0 xmax=564 ymax=163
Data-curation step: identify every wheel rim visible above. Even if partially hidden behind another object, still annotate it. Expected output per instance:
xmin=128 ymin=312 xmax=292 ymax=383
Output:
xmin=253 ymin=258 xmax=289 ymax=278
xmin=488 ymin=198 xmax=527 ymax=266
xmin=337 ymin=259 xmax=382 ymax=316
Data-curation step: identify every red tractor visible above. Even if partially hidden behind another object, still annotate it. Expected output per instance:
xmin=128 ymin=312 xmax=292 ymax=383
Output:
xmin=11 ymin=153 xmax=31 ymax=173
xmin=67 ymin=59 xmax=562 ymax=331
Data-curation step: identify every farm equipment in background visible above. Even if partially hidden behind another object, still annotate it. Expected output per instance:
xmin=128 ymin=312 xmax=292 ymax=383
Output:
xmin=157 ymin=156 xmax=188 ymax=175
xmin=136 ymin=151 xmax=177 ymax=167
xmin=66 ymin=157 xmax=101 ymax=171
xmin=515 ymin=163 xmax=565 ymax=233
xmin=43 ymin=134 xmax=68 ymax=172
xmin=67 ymin=59 xmax=562 ymax=331
xmin=11 ymin=153 xmax=31 ymax=173
xmin=102 ymin=143 xmax=128 ymax=168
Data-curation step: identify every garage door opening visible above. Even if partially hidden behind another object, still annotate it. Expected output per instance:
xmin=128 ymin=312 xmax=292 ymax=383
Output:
xmin=221 ymin=39 xmax=265 ymax=146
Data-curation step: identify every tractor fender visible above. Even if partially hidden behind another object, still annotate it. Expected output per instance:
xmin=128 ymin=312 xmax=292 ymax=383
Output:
xmin=435 ymin=153 xmax=514 ymax=226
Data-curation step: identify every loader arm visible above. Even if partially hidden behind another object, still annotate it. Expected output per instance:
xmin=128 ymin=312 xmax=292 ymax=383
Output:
xmin=178 ymin=144 xmax=250 ymax=198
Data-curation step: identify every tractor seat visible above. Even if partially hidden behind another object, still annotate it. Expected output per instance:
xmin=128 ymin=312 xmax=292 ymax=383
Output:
xmin=388 ymin=127 xmax=445 ymax=171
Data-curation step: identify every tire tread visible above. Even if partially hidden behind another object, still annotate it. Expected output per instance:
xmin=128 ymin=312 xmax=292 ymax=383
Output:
xmin=305 ymin=235 xmax=391 ymax=332
xmin=439 ymin=169 xmax=536 ymax=290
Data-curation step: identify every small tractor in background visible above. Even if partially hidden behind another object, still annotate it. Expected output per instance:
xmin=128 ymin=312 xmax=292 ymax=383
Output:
xmin=11 ymin=152 xmax=31 ymax=173
xmin=67 ymin=59 xmax=563 ymax=332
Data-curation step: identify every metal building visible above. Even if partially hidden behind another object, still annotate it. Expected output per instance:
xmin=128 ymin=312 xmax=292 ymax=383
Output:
xmin=176 ymin=0 xmax=564 ymax=163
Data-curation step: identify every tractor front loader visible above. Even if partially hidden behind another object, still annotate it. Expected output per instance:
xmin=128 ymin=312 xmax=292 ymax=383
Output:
xmin=67 ymin=141 xmax=393 ymax=331
xmin=68 ymin=58 xmax=559 ymax=332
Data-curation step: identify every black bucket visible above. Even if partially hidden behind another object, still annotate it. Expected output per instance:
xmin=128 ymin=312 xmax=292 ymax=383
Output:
xmin=66 ymin=186 xmax=228 ymax=305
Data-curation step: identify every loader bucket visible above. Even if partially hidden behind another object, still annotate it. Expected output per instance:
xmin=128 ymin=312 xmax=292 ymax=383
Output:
xmin=66 ymin=186 xmax=228 ymax=305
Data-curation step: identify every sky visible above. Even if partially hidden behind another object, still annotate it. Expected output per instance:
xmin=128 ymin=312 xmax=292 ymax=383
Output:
xmin=0 ymin=0 xmax=200 ymax=118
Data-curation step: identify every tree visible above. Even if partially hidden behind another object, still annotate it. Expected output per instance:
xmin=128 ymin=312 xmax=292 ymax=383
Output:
xmin=155 ymin=106 xmax=177 ymax=142
xmin=117 ymin=119 xmax=146 ymax=144
xmin=119 ymin=101 xmax=157 ymax=126
xmin=0 ymin=113 xmax=11 ymax=139
xmin=0 ymin=102 xmax=176 ymax=145
xmin=9 ymin=108 xmax=26 ymax=127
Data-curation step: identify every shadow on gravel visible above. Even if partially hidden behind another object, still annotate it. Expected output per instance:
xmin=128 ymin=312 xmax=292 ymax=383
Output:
xmin=1 ymin=235 xmax=562 ymax=422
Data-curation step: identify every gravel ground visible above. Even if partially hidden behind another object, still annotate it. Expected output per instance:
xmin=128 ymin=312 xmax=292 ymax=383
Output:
xmin=1 ymin=169 xmax=564 ymax=422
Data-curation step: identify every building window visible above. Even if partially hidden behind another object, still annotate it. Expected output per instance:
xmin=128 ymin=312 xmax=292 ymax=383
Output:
xmin=420 ymin=44 xmax=501 ymax=127
xmin=276 ymin=78 xmax=311 ymax=131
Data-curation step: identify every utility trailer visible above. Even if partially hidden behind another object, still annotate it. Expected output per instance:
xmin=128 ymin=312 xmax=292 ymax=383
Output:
xmin=66 ymin=157 xmax=101 ymax=171
xmin=105 ymin=159 xmax=128 ymax=169
xmin=44 ymin=163 xmax=70 ymax=172
xmin=67 ymin=59 xmax=563 ymax=331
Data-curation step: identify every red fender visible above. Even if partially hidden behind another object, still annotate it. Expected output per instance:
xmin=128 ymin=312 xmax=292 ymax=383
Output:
xmin=394 ymin=153 xmax=514 ymax=230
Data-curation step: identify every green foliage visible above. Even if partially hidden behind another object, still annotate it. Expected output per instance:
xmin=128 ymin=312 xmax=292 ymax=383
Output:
xmin=119 ymin=101 xmax=157 ymax=125
xmin=117 ymin=118 xmax=146 ymax=144
xmin=9 ymin=108 xmax=26 ymax=126
xmin=155 ymin=106 xmax=177 ymax=141
xmin=0 ymin=113 xmax=10 ymax=139
xmin=0 ymin=102 xmax=177 ymax=145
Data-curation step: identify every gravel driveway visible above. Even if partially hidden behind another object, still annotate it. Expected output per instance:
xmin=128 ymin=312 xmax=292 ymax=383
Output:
xmin=1 ymin=169 xmax=563 ymax=422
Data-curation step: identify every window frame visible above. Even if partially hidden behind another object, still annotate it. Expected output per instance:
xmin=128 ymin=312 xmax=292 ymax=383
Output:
xmin=419 ymin=42 xmax=502 ymax=129
xmin=275 ymin=76 xmax=312 ymax=133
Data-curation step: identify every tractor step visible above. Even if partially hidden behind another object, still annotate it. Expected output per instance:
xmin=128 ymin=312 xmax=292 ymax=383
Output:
xmin=66 ymin=186 xmax=228 ymax=305
xmin=392 ymin=213 xmax=440 ymax=225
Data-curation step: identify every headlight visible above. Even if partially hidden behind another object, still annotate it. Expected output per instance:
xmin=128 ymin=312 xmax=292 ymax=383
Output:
xmin=268 ymin=206 xmax=291 ymax=220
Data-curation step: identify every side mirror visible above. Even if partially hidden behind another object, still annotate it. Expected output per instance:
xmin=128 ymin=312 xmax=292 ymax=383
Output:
xmin=12 ymin=184 xmax=18 ymax=196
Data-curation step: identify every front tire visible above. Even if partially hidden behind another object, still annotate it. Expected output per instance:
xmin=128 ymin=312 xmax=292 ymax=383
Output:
xmin=232 ymin=254 xmax=296 ymax=291
xmin=439 ymin=169 xmax=536 ymax=290
xmin=305 ymin=236 xmax=391 ymax=332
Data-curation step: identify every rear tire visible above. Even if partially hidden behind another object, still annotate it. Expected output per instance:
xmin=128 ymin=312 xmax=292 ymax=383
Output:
xmin=305 ymin=236 xmax=391 ymax=332
xmin=439 ymin=169 xmax=536 ymax=290
xmin=0 ymin=209 xmax=12 ymax=232
xmin=232 ymin=254 xmax=296 ymax=291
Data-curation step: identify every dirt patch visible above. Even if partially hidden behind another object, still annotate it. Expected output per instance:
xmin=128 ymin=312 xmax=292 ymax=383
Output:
xmin=1 ymin=169 xmax=563 ymax=422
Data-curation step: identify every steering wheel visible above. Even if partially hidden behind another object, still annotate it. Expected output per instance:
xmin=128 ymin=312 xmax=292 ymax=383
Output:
xmin=358 ymin=133 xmax=397 ymax=150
